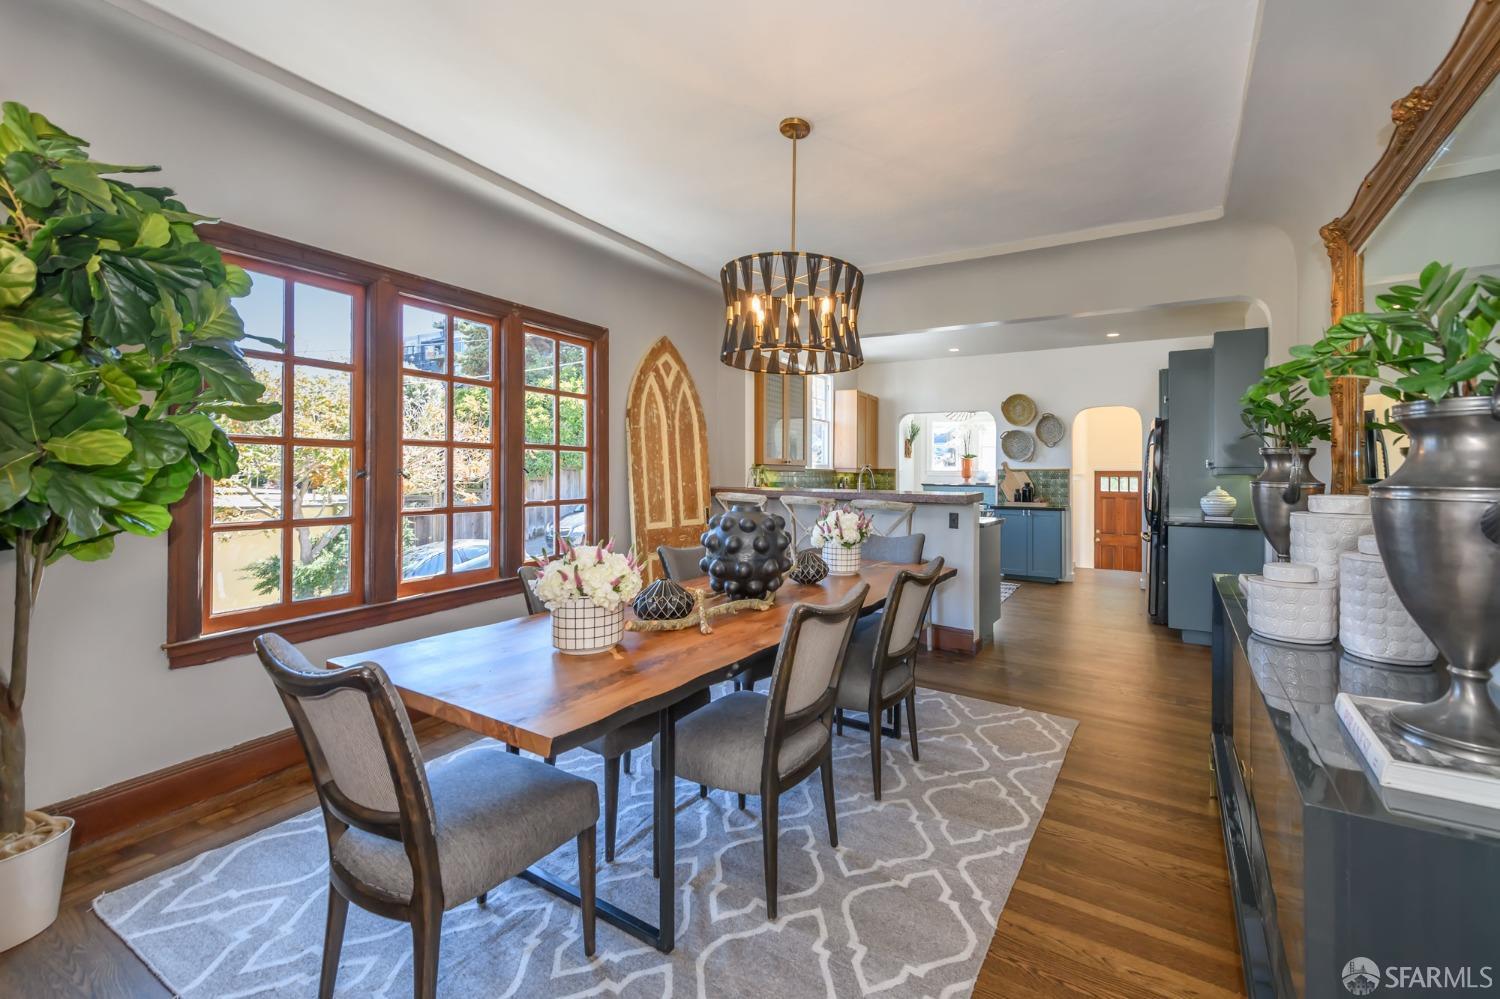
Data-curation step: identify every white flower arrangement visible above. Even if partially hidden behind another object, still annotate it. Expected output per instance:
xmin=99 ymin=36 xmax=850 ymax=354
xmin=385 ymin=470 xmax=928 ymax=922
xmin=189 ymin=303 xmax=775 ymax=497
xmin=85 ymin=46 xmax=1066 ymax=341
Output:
xmin=809 ymin=505 xmax=873 ymax=549
xmin=534 ymin=540 xmax=643 ymax=610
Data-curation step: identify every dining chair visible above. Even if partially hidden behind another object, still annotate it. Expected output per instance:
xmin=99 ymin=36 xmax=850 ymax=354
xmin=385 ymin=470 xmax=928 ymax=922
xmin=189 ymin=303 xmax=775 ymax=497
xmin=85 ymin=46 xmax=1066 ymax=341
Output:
xmin=656 ymin=544 xmax=706 ymax=582
xmin=517 ymin=563 xmax=546 ymax=615
xmin=834 ymin=557 xmax=946 ymax=799
xmin=254 ymin=634 xmax=599 ymax=999
xmin=861 ymin=532 xmax=926 ymax=564
xmin=652 ymin=583 xmax=868 ymax=919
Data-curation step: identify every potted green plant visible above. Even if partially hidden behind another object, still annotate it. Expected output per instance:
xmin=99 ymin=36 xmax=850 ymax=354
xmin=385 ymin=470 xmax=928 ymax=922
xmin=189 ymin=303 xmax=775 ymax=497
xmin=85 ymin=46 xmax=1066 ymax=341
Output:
xmin=1302 ymin=262 xmax=1499 ymax=761
xmin=0 ymin=103 xmax=277 ymax=949
xmin=959 ymin=432 xmax=977 ymax=483
xmin=902 ymin=419 xmax=920 ymax=459
xmin=1239 ymin=368 xmax=1331 ymax=558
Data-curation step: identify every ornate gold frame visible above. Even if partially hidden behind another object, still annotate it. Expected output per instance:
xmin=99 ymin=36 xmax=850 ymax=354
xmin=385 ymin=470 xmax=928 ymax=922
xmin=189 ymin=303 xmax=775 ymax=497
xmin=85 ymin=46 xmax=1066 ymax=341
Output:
xmin=1322 ymin=0 xmax=1500 ymax=493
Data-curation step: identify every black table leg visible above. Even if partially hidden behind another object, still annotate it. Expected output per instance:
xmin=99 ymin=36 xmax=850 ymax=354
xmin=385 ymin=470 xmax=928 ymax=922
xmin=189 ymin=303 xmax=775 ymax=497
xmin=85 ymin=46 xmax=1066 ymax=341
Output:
xmin=655 ymin=704 xmax=677 ymax=953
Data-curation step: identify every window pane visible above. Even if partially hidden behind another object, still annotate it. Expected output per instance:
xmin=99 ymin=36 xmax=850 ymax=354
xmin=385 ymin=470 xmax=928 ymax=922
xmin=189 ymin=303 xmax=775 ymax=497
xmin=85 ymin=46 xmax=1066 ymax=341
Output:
xmin=525 ymin=449 xmax=555 ymax=501
xmin=403 ymin=376 xmax=448 ymax=440
xmin=401 ymin=303 xmax=447 ymax=373
xmin=293 ymin=284 xmax=353 ymax=363
xmin=558 ymin=396 xmax=586 ymax=447
xmin=558 ymin=342 xmax=586 ymax=393
xmin=237 ymin=270 xmax=285 ymax=349
xmin=763 ymin=376 xmax=784 ymax=461
xmin=453 ymin=511 xmax=492 ymax=572
xmin=525 ymin=505 xmax=556 ymax=558
xmin=809 ymin=421 xmax=830 ymax=469
xmin=452 ymin=384 xmax=492 ymax=443
xmin=293 ymin=366 xmax=352 ymax=440
xmin=557 ymin=503 xmax=587 ymax=549
xmin=293 ymin=446 xmax=352 ymax=519
xmin=524 ymin=334 xmax=555 ymax=387
xmin=290 ymin=524 xmax=351 ymax=601
xmin=453 ymin=317 xmax=492 ymax=379
xmin=453 ymin=448 xmax=492 ymax=506
xmin=1130 ymin=476 xmax=1140 ymax=492
xmin=402 ymin=445 xmax=447 ymax=509
xmin=211 ymin=527 xmax=282 ymax=614
xmin=401 ymin=514 xmax=447 ymax=579
xmin=809 ymin=375 xmax=829 ymax=420
xmin=525 ymin=391 xmax=554 ymax=444
xmin=226 ymin=359 xmax=284 ymax=437
xmin=212 ymin=443 xmax=282 ymax=524
xmin=559 ymin=450 xmax=587 ymax=500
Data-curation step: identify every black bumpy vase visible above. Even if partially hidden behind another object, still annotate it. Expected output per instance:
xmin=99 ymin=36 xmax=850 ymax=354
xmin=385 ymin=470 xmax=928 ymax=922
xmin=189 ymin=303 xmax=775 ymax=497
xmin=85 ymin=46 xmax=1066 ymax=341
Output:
xmin=699 ymin=506 xmax=793 ymax=599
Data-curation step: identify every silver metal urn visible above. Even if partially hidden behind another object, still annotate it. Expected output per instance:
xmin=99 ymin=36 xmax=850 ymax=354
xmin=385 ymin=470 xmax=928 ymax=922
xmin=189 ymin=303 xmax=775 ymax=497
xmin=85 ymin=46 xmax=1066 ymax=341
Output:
xmin=1372 ymin=396 xmax=1500 ymax=763
xmin=1249 ymin=447 xmax=1325 ymax=559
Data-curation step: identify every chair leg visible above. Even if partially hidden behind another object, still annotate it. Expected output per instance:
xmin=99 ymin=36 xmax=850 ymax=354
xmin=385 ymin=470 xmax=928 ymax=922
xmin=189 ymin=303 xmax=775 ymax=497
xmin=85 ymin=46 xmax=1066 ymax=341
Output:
xmin=835 ymin=707 xmax=844 ymax=736
xmin=505 ymin=744 xmax=520 ymax=755
xmin=318 ymin=884 xmax=349 ymax=999
xmin=737 ymin=792 xmax=747 ymax=811
xmin=699 ymin=783 xmax=708 ymax=799
xmin=819 ymin=751 xmax=839 ymax=848
xmin=891 ymin=701 xmax=903 ymax=739
xmin=622 ymin=748 xmax=632 ymax=774
xmin=906 ymin=691 xmax=920 ymax=761
xmin=477 ymin=891 xmax=488 ymax=906
xmin=761 ymin=790 xmax=779 ymax=920
xmin=410 ymin=906 xmax=441 ymax=999
xmin=603 ymin=754 xmax=620 ymax=862
xmin=577 ymin=825 xmax=597 ymax=958
xmin=869 ymin=709 xmax=884 ymax=801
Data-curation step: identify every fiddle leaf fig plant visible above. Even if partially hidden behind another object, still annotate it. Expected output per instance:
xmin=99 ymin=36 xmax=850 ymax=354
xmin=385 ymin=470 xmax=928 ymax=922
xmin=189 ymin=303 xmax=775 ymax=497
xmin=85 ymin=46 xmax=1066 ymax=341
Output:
xmin=0 ymin=102 xmax=278 ymax=839
xmin=1240 ymin=368 xmax=1331 ymax=449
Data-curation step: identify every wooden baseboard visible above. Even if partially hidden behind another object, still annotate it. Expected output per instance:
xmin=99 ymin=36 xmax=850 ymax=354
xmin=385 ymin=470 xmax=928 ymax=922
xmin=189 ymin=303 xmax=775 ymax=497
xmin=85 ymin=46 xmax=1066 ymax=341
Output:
xmin=930 ymin=624 xmax=980 ymax=655
xmin=42 ymin=728 xmax=304 ymax=850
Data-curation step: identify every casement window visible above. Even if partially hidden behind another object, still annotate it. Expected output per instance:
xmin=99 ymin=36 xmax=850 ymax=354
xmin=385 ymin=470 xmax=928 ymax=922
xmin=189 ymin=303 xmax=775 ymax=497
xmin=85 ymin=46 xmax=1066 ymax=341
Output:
xmin=166 ymin=226 xmax=608 ymax=667
xmin=806 ymin=375 xmax=833 ymax=470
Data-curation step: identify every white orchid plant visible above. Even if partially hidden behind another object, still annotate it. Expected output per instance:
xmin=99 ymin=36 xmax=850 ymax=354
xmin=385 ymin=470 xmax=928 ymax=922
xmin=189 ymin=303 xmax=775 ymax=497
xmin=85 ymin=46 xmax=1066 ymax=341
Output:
xmin=810 ymin=505 xmax=874 ymax=549
xmin=533 ymin=540 xmax=643 ymax=611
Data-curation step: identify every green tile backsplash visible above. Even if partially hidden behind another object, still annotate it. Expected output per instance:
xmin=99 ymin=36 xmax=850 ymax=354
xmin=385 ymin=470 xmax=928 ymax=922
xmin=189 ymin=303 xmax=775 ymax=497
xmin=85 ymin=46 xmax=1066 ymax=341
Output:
xmin=1019 ymin=468 xmax=1071 ymax=507
xmin=749 ymin=466 xmax=896 ymax=490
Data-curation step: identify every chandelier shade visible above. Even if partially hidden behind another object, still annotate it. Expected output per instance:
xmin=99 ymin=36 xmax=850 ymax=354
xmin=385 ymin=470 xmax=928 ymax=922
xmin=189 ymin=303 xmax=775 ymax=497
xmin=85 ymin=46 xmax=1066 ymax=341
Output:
xmin=718 ymin=117 xmax=864 ymax=374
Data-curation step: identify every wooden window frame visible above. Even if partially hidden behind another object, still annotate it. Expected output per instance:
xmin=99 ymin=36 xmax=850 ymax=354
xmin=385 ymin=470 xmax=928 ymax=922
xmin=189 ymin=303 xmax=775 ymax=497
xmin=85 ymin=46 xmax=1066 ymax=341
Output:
xmin=165 ymin=225 xmax=608 ymax=667
xmin=519 ymin=323 xmax=600 ymax=562
xmin=753 ymin=371 xmax=809 ymax=466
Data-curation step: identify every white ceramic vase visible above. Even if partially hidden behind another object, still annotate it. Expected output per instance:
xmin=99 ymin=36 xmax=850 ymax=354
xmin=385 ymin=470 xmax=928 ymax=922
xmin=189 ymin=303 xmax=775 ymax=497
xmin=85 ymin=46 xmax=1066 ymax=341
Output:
xmin=0 ymin=815 xmax=73 ymax=952
xmin=822 ymin=541 xmax=862 ymax=576
xmin=550 ymin=599 xmax=625 ymax=655
xmin=1288 ymin=493 xmax=1372 ymax=582
xmin=1338 ymin=535 xmax=1438 ymax=665
xmin=1199 ymin=486 xmax=1238 ymax=517
xmin=1239 ymin=562 xmax=1339 ymax=645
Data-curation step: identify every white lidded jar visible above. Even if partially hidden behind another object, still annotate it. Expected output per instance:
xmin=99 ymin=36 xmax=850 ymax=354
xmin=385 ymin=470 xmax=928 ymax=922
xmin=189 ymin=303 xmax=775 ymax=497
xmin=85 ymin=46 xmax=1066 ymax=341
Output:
xmin=1338 ymin=534 xmax=1438 ymax=665
xmin=1288 ymin=493 xmax=1372 ymax=582
xmin=1239 ymin=561 xmax=1339 ymax=645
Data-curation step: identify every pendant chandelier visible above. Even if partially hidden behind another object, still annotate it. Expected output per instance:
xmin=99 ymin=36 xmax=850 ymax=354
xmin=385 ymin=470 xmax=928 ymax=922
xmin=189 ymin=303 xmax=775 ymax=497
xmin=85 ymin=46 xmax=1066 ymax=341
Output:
xmin=719 ymin=117 xmax=864 ymax=374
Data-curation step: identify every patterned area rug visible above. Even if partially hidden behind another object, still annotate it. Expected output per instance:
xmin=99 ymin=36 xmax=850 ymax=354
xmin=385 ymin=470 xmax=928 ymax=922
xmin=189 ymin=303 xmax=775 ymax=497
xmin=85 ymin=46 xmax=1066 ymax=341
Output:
xmin=1000 ymin=582 xmax=1020 ymax=604
xmin=94 ymin=688 xmax=1075 ymax=998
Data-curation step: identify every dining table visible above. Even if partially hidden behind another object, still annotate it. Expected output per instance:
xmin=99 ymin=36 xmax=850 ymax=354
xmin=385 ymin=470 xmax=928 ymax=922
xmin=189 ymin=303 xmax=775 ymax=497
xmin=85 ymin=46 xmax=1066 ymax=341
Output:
xmin=327 ymin=559 xmax=955 ymax=953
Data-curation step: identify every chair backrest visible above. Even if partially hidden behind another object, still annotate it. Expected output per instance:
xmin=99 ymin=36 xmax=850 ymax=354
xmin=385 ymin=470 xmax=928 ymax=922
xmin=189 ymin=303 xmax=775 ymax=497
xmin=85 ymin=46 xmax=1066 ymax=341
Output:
xmin=657 ymin=544 xmax=706 ymax=582
xmin=517 ymin=564 xmax=547 ymax=615
xmin=779 ymin=494 xmax=826 ymax=551
xmin=762 ymin=584 xmax=868 ymax=768
xmin=872 ymin=556 xmax=947 ymax=673
xmin=255 ymin=633 xmax=441 ymax=905
xmin=862 ymin=532 xmax=926 ymax=564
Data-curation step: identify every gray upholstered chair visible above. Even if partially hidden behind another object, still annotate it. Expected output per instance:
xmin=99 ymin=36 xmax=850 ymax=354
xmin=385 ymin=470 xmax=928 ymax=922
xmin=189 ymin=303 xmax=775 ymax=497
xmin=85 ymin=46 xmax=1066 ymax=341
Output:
xmin=653 ymin=583 xmax=868 ymax=919
xmin=657 ymin=544 xmax=706 ymax=582
xmin=861 ymin=532 xmax=926 ymax=564
xmin=835 ymin=557 xmax=946 ymax=799
xmin=254 ymin=634 xmax=598 ymax=998
xmin=517 ymin=563 xmax=547 ymax=615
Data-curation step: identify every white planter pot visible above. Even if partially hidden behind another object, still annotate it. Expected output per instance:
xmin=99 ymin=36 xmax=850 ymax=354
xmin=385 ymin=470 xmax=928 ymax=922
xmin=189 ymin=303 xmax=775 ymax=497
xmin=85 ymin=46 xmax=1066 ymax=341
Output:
xmin=1338 ymin=535 xmax=1438 ymax=665
xmin=822 ymin=542 xmax=862 ymax=576
xmin=1240 ymin=562 xmax=1339 ymax=645
xmin=550 ymin=599 xmax=624 ymax=655
xmin=1288 ymin=497 xmax=1372 ymax=582
xmin=0 ymin=815 xmax=73 ymax=952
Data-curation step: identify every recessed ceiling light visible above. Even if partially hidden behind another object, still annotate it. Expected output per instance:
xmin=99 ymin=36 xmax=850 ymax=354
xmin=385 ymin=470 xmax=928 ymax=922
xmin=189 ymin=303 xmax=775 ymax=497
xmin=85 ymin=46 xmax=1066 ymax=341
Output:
xmin=948 ymin=347 xmax=960 ymax=352
xmin=1105 ymin=331 xmax=1121 ymax=338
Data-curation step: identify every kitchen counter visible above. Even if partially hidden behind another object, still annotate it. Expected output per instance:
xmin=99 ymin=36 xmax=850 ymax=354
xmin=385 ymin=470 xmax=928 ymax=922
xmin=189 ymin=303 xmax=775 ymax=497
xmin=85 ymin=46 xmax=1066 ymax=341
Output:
xmin=992 ymin=501 xmax=1068 ymax=511
xmin=714 ymin=485 xmax=983 ymax=505
xmin=1165 ymin=512 xmax=1260 ymax=530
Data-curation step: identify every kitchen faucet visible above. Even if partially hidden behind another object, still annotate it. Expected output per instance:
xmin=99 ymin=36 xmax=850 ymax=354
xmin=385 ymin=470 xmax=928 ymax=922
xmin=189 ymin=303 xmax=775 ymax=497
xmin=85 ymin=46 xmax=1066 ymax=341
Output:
xmin=856 ymin=464 xmax=874 ymax=492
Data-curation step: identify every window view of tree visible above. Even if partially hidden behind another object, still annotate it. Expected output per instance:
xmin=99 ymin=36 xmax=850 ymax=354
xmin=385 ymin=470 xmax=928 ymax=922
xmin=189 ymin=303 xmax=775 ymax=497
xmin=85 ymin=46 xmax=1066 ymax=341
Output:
xmin=807 ymin=375 xmax=833 ymax=469
xmin=523 ymin=331 xmax=590 ymax=556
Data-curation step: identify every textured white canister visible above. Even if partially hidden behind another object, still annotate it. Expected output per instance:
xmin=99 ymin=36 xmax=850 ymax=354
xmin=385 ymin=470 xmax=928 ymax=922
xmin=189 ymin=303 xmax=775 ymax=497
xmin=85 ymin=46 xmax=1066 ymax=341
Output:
xmin=822 ymin=542 xmax=862 ymax=576
xmin=1289 ymin=493 xmax=1372 ymax=582
xmin=550 ymin=599 xmax=625 ymax=654
xmin=1338 ymin=534 xmax=1438 ymax=665
xmin=1240 ymin=562 xmax=1339 ymax=645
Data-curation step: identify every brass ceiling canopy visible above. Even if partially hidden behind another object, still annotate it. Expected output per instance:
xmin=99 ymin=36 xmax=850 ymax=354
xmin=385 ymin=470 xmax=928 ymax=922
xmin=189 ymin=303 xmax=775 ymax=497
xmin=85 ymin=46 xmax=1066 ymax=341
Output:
xmin=719 ymin=117 xmax=864 ymax=375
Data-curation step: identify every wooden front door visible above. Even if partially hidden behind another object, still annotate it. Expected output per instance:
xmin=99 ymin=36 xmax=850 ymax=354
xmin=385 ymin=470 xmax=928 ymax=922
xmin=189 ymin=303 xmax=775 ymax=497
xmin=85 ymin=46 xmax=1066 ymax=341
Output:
xmin=626 ymin=338 xmax=711 ymax=582
xmin=1094 ymin=470 xmax=1142 ymax=571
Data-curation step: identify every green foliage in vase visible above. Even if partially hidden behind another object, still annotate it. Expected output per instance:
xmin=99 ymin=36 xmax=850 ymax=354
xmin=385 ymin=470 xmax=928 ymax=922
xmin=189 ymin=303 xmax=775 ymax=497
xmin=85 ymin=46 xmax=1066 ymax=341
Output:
xmin=0 ymin=102 xmax=278 ymax=835
xmin=1239 ymin=368 xmax=1331 ymax=449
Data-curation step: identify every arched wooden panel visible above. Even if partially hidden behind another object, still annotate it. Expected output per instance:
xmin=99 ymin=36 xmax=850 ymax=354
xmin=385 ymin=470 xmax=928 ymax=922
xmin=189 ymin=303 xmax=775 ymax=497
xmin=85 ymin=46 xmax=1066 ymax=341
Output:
xmin=626 ymin=338 xmax=711 ymax=581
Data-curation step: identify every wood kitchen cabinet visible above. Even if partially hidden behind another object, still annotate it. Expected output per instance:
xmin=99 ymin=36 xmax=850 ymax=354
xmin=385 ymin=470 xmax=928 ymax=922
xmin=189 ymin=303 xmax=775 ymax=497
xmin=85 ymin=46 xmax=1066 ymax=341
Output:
xmin=755 ymin=372 xmax=806 ymax=465
xmin=833 ymin=389 xmax=879 ymax=470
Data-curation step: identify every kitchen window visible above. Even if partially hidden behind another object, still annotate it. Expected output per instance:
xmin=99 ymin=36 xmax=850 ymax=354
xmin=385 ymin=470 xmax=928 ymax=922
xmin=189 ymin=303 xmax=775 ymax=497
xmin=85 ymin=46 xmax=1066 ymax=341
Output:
xmin=806 ymin=375 xmax=833 ymax=469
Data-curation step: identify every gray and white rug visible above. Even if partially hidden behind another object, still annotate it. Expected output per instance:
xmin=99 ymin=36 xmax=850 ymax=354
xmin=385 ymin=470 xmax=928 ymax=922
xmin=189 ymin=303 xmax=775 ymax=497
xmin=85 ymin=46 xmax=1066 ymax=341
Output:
xmin=95 ymin=688 xmax=1075 ymax=998
xmin=1000 ymin=582 xmax=1020 ymax=604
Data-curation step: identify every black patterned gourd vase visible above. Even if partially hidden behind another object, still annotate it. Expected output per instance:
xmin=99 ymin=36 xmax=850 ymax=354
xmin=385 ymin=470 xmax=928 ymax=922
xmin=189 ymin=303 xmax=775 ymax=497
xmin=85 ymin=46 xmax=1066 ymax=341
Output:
xmin=699 ymin=506 xmax=793 ymax=599
xmin=788 ymin=548 xmax=829 ymax=585
xmin=632 ymin=578 xmax=695 ymax=621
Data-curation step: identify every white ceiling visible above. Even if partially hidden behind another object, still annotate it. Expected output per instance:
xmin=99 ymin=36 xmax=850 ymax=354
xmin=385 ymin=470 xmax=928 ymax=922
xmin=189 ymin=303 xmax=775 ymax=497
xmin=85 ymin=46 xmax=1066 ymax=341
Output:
xmin=133 ymin=0 xmax=1260 ymax=279
xmin=862 ymin=300 xmax=1250 ymax=362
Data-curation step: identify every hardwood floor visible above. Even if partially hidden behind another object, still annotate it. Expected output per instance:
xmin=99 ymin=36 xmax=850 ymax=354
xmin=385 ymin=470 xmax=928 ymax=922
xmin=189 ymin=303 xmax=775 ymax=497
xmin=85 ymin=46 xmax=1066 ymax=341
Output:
xmin=0 ymin=568 xmax=1242 ymax=997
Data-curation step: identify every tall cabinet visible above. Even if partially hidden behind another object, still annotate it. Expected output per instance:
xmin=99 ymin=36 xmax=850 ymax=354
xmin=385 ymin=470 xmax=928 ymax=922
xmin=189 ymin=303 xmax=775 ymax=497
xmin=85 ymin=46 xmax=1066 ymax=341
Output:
xmin=834 ymin=389 xmax=879 ymax=470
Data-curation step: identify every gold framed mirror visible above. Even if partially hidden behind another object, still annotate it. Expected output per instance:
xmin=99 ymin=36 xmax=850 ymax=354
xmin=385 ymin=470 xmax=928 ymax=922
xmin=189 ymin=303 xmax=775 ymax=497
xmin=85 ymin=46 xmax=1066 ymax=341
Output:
xmin=1322 ymin=0 xmax=1500 ymax=493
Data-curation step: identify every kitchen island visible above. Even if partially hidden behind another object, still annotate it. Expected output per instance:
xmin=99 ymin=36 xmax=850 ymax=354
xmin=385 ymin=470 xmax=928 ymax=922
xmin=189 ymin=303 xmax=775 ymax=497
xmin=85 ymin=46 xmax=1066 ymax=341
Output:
xmin=710 ymin=486 xmax=995 ymax=653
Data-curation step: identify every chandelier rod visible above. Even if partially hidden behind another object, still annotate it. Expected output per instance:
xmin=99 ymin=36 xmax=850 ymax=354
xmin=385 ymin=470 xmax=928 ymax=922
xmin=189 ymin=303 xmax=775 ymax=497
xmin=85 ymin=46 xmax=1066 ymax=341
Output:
xmin=790 ymin=128 xmax=797 ymax=252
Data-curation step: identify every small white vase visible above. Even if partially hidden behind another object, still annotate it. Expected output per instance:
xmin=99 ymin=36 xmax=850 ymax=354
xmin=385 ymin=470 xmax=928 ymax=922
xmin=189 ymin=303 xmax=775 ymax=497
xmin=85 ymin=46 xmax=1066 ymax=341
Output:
xmin=551 ymin=599 xmax=625 ymax=655
xmin=1199 ymin=486 xmax=1238 ymax=517
xmin=0 ymin=814 xmax=73 ymax=952
xmin=822 ymin=541 xmax=862 ymax=576
xmin=1338 ymin=535 xmax=1438 ymax=665
xmin=1239 ymin=562 xmax=1338 ymax=645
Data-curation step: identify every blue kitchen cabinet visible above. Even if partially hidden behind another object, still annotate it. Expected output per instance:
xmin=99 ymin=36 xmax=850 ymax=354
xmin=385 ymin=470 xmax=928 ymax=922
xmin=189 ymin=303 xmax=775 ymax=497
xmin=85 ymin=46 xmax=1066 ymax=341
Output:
xmin=998 ymin=508 xmax=1065 ymax=582
xmin=1166 ymin=524 xmax=1264 ymax=644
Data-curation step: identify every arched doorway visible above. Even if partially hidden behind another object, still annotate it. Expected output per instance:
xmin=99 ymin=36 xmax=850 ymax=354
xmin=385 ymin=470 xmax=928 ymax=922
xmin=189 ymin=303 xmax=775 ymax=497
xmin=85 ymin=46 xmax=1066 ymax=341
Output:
xmin=1070 ymin=406 xmax=1144 ymax=573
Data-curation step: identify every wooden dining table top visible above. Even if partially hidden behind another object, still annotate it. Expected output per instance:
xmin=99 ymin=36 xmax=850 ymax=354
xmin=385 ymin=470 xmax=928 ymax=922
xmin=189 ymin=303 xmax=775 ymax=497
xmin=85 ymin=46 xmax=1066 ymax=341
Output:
xmin=327 ymin=561 xmax=955 ymax=757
